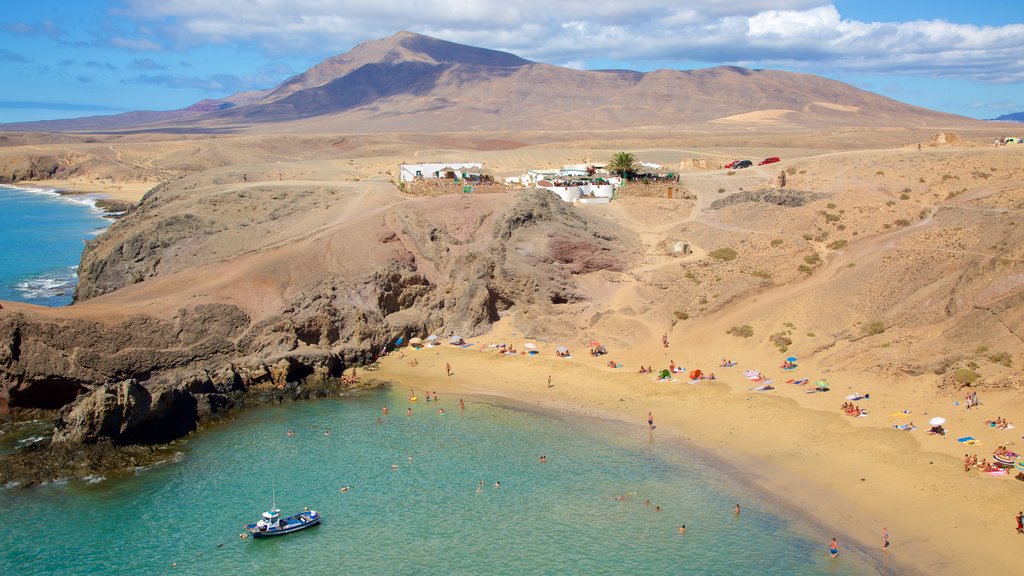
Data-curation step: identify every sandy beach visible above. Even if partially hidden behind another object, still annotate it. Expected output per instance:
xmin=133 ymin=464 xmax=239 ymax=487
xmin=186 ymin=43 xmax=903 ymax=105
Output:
xmin=25 ymin=177 xmax=152 ymax=203
xmin=375 ymin=317 xmax=1024 ymax=575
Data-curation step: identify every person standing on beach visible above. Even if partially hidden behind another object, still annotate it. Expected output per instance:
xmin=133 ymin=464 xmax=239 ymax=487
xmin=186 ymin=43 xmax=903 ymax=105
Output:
xmin=459 ymin=398 xmax=465 ymax=410
xmin=883 ymin=527 xmax=890 ymax=549
xmin=648 ymin=412 xmax=654 ymax=429
xmin=446 ymin=363 xmax=452 ymax=377
xmin=662 ymin=333 xmax=669 ymax=348
xmin=829 ymin=537 xmax=839 ymax=558
xmin=1016 ymin=512 xmax=1023 ymax=534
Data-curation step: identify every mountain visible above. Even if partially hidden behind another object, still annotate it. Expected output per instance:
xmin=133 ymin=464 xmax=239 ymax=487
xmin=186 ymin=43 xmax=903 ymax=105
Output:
xmin=1 ymin=31 xmax=977 ymax=133
xmin=992 ymin=111 xmax=1024 ymax=123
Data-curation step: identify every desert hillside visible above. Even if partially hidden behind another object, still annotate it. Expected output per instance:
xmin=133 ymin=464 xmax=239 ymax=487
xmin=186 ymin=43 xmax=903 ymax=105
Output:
xmin=1 ymin=128 xmax=1020 ymax=407
xmin=0 ymin=31 xmax=992 ymax=134
xmin=1 ymin=126 xmax=1023 ymax=573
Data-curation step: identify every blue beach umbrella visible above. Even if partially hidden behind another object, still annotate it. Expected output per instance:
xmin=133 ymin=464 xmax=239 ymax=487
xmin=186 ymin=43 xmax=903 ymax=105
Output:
xmin=786 ymin=357 xmax=797 ymax=362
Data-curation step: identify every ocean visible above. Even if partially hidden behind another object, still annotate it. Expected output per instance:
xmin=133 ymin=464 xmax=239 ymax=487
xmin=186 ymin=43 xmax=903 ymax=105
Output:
xmin=0 ymin=185 xmax=112 ymax=306
xmin=0 ymin=387 xmax=885 ymax=575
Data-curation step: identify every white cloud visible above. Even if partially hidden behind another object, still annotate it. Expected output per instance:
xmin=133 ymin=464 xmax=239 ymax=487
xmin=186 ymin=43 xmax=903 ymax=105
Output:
xmin=110 ymin=36 xmax=162 ymax=51
xmin=114 ymin=1 xmax=1024 ymax=83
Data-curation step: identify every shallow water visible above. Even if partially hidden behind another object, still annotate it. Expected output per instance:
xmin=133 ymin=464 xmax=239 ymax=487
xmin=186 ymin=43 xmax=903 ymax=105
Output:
xmin=0 ymin=387 xmax=883 ymax=575
xmin=0 ymin=185 xmax=110 ymax=306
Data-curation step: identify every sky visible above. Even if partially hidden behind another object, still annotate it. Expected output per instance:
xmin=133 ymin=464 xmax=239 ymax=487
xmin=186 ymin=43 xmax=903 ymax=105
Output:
xmin=1 ymin=1 xmax=1022 ymax=124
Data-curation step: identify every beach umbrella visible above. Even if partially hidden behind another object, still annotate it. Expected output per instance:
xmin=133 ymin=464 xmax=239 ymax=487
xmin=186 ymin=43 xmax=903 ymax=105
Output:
xmin=786 ymin=357 xmax=797 ymax=362
xmin=524 ymin=343 xmax=537 ymax=350
xmin=409 ymin=337 xmax=423 ymax=345
xmin=689 ymin=369 xmax=702 ymax=380
xmin=928 ymin=417 xmax=946 ymax=427
xmin=556 ymin=346 xmax=569 ymax=354
xmin=1015 ymin=461 xmax=1024 ymax=473
xmin=658 ymin=369 xmax=672 ymax=379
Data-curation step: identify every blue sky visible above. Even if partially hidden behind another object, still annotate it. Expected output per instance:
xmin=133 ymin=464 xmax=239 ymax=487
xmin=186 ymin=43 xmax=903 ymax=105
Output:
xmin=1 ymin=1 xmax=1021 ymax=124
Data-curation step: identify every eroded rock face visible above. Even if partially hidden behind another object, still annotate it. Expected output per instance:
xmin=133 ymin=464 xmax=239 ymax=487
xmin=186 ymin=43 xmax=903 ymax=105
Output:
xmin=0 ymin=189 xmax=640 ymax=473
xmin=51 ymin=380 xmax=153 ymax=444
xmin=0 ymin=153 xmax=61 ymax=183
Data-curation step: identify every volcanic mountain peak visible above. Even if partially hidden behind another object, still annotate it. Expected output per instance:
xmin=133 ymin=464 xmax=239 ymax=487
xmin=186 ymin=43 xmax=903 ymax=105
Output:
xmin=264 ymin=30 xmax=531 ymax=102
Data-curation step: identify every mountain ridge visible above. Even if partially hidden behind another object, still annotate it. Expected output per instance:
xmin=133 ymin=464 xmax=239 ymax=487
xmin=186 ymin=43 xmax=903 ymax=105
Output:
xmin=0 ymin=31 xmax=980 ymax=133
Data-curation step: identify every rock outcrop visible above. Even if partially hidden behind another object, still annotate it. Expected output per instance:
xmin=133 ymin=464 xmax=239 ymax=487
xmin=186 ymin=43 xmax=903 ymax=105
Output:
xmin=0 ymin=188 xmax=640 ymax=483
xmin=0 ymin=153 xmax=61 ymax=183
xmin=50 ymin=379 xmax=199 ymax=445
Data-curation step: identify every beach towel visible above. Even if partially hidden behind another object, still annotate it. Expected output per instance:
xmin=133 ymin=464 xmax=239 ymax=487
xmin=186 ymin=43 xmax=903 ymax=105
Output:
xmin=893 ymin=424 xmax=915 ymax=431
xmin=792 ymin=378 xmax=808 ymax=386
xmin=846 ymin=394 xmax=866 ymax=401
xmin=743 ymin=370 xmax=761 ymax=379
xmin=957 ymin=436 xmax=975 ymax=443
xmin=988 ymin=469 xmax=1008 ymax=476
xmin=889 ymin=412 xmax=911 ymax=418
xmin=753 ymin=385 xmax=775 ymax=392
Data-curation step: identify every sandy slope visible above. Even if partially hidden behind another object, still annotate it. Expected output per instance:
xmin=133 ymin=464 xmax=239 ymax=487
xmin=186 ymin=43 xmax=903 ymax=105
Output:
xmin=2 ymin=128 xmax=1023 ymax=574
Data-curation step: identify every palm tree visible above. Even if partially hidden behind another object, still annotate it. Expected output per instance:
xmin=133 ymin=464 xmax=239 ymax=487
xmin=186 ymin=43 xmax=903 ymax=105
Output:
xmin=607 ymin=152 xmax=637 ymax=179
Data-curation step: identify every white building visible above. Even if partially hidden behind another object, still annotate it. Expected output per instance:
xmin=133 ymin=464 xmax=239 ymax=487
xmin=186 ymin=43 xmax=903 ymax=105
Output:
xmin=399 ymin=162 xmax=483 ymax=183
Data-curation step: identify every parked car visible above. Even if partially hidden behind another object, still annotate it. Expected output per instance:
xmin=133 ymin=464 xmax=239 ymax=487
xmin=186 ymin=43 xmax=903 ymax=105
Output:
xmin=758 ymin=157 xmax=780 ymax=165
xmin=734 ymin=160 xmax=753 ymax=169
xmin=724 ymin=160 xmax=739 ymax=169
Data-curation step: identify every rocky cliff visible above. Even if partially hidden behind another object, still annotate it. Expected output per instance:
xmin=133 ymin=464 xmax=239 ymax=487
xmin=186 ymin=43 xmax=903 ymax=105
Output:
xmin=0 ymin=187 xmax=640 ymax=483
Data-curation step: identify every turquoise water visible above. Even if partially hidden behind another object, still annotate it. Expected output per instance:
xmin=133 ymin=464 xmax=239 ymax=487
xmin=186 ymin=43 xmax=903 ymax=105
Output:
xmin=0 ymin=388 xmax=883 ymax=575
xmin=0 ymin=185 xmax=111 ymax=306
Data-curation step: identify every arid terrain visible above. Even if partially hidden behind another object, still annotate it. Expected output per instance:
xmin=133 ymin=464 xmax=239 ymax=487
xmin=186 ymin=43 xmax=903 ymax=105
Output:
xmin=1 ymin=30 xmax=1023 ymax=576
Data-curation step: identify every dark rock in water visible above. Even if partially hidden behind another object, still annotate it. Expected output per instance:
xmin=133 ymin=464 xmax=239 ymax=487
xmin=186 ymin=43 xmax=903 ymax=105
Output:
xmin=0 ymin=438 xmax=172 ymax=488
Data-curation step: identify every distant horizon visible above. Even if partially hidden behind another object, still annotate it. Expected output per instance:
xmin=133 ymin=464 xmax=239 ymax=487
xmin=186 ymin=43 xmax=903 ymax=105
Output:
xmin=2 ymin=2 xmax=1022 ymax=123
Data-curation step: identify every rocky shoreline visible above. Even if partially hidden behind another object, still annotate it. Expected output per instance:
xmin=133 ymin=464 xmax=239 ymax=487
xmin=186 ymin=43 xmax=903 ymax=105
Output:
xmin=0 ymin=188 xmax=641 ymax=486
xmin=0 ymin=375 xmax=387 ymax=487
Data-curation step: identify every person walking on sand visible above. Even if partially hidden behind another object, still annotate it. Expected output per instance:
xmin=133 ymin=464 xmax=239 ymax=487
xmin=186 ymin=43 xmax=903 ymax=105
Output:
xmin=446 ymin=363 xmax=452 ymax=377
xmin=662 ymin=333 xmax=669 ymax=348
xmin=1016 ymin=511 xmax=1023 ymax=534
xmin=829 ymin=537 xmax=839 ymax=558
xmin=883 ymin=527 xmax=890 ymax=549
xmin=648 ymin=412 xmax=654 ymax=430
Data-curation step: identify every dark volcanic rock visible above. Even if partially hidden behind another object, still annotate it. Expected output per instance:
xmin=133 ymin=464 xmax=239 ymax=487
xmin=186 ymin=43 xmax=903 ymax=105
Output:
xmin=50 ymin=379 xmax=199 ymax=446
xmin=708 ymin=188 xmax=829 ymax=210
xmin=51 ymin=379 xmax=154 ymax=444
